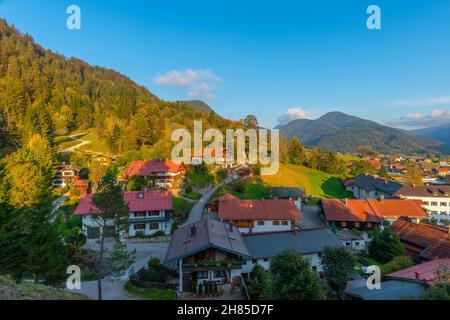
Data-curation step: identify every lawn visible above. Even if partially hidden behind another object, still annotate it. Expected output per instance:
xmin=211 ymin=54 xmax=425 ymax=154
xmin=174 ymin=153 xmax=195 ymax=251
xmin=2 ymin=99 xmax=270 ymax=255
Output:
xmin=262 ymin=164 xmax=353 ymax=199
xmin=216 ymin=178 xmax=269 ymax=200
xmin=187 ymin=171 xmax=213 ymax=187
xmin=124 ymin=282 xmax=176 ymax=300
xmin=70 ymin=128 xmax=110 ymax=153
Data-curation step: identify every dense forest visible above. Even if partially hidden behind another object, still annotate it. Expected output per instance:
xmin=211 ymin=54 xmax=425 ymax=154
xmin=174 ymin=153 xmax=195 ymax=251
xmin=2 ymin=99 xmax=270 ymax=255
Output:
xmin=0 ymin=19 xmax=237 ymax=156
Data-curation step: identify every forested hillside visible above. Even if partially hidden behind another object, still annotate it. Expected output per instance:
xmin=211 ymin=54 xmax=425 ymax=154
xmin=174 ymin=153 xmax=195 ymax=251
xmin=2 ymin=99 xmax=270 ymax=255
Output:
xmin=0 ymin=19 xmax=236 ymax=155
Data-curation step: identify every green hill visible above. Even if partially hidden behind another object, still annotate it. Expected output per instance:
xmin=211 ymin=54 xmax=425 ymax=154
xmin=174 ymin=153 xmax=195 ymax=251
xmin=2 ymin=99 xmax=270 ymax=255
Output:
xmin=278 ymin=111 xmax=449 ymax=155
xmin=0 ymin=19 xmax=238 ymax=156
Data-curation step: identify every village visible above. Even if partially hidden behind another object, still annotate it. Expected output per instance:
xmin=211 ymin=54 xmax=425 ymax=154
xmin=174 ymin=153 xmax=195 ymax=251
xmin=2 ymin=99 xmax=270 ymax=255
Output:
xmin=50 ymin=147 xmax=450 ymax=301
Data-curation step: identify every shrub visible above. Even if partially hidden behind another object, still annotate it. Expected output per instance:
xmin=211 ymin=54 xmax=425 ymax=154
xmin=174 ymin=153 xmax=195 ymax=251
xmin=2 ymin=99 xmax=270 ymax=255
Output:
xmin=381 ymin=256 xmax=414 ymax=275
xmin=140 ymin=270 xmax=167 ymax=283
xmin=148 ymin=257 xmax=161 ymax=269
xmin=152 ymin=230 xmax=166 ymax=237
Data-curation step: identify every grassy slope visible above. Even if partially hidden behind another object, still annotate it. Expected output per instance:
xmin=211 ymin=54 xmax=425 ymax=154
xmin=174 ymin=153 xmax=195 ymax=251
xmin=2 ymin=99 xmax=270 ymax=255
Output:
xmin=0 ymin=276 xmax=87 ymax=300
xmin=124 ymin=282 xmax=176 ymax=300
xmin=262 ymin=164 xmax=353 ymax=198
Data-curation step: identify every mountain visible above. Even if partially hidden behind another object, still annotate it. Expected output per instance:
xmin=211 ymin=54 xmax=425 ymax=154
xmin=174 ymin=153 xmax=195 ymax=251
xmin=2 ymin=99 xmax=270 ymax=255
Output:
xmin=278 ymin=111 xmax=450 ymax=155
xmin=180 ymin=100 xmax=214 ymax=114
xmin=412 ymin=123 xmax=450 ymax=147
xmin=0 ymin=19 xmax=237 ymax=155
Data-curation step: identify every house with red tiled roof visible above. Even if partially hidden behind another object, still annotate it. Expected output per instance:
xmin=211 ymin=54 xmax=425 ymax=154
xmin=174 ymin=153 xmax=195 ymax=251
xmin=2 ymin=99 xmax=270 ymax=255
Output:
xmin=391 ymin=217 xmax=450 ymax=262
xmin=74 ymin=190 xmax=173 ymax=239
xmin=123 ymin=160 xmax=185 ymax=188
xmin=321 ymin=198 xmax=427 ymax=230
xmin=217 ymin=194 xmax=301 ymax=234
xmin=386 ymin=259 xmax=450 ymax=286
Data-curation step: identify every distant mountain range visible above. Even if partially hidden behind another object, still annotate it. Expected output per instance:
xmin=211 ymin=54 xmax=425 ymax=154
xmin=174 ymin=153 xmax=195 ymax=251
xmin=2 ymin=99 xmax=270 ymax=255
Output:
xmin=277 ymin=111 xmax=450 ymax=155
xmin=411 ymin=123 xmax=450 ymax=147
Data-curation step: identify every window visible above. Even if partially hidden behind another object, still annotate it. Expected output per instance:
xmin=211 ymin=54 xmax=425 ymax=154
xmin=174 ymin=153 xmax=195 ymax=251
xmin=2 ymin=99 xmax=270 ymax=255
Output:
xmin=257 ymin=221 xmax=265 ymax=226
xmin=355 ymin=222 xmax=360 ymax=228
xmin=134 ymin=212 xmax=146 ymax=217
xmin=197 ymin=271 xmax=208 ymax=279
xmin=263 ymin=258 xmax=269 ymax=262
xmin=345 ymin=242 xmax=351 ymax=247
xmin=272 ymin=221 xmax=280 ymax=226
xmin=281 ymin=221 xmax=289 ymax=226
xmin=341 ymin=222 xmax=347 ymax=228
xmin=367 ymin=223 xmax=373 ymax=228
xmin=149 ymin=223 xmax=159 ymax=230
xmin=441 ymin=202 xmax=448 ymax=207
xmin=149 ymin=211 xmax=161 ymax=216
xmin=431 ymin=202 xmax=438 ymax=206
xmin=252 ymin=260 xmax=258 ymax=264
xmin=134 ymin=224 xmax=146 ymax=230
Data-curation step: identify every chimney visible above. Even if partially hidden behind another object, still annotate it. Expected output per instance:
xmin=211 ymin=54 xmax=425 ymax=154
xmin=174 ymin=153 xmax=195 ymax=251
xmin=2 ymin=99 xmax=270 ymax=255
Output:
xmin=344 ymin=198 xmax=348 ymax=206
xmin=415 ymin=272 xmax=421 ymax=280
xmin=379 ymin=195 xmax=385 ymax=201
xmin=190 ymin=224 xmax=197 ymax=237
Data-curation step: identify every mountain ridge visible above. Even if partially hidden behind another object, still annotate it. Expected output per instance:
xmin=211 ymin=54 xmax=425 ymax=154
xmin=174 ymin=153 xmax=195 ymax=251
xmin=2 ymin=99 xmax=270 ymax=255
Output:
xmin=278 ymin=111 xmax=450 ymax=155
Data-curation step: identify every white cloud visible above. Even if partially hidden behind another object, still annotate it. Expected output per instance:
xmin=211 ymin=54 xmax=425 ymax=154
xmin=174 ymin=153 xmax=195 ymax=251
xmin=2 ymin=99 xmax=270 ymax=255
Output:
xmin=155 ymin=69 xmax=221 ymax=100
xmin=277 ymin=108 xmax=314 ymax=125
xmin=388 ymin=109 xmax=450 ymax=129
xmin=389 ymin=96 xmax=450 ymax=107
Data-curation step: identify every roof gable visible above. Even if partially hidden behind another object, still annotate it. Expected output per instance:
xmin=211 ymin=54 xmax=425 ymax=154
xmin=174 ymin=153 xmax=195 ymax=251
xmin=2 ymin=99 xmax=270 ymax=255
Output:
xmin=74 ymin=190 xmax=172 ymax=216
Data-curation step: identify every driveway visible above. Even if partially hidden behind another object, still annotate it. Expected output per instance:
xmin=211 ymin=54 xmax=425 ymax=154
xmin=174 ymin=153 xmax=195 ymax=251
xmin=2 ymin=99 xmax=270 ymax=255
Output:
xmin=69 ymin=280 xmax=137 ymax=300
xmin=83 ymin=241 xmax=170 ymax=279
xmin=183 ymin=170 xmax=240 ymax=226
xmin=71 ymin=242 xmax=170 ymax=300
xmin=298 ymin=205 xmax=325 ymax=229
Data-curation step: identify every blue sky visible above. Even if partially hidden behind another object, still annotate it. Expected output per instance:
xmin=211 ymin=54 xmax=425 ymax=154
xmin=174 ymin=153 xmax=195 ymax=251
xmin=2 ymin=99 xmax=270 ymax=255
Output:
xmin=1 ymin=0 xmax=450 ymax=129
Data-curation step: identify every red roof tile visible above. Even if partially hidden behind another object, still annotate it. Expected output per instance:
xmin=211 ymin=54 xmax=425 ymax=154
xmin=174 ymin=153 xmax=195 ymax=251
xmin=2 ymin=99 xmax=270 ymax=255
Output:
xmin=321 ymin=199 xmax=380 ymax=223
xmin=387 ymin=259 xmax=450 ymax=285
xmin=218 ymin=194 xmax=300 ymax=221
xmin=74 ymin=190 xmax=172 ymax=216
xmin=391 ymin=219 xmax=450 ymax=260
xmin=123 ymin=160 xmax=184 ymax=178
xmin=321 ymin=199 xmax=427 ymax=223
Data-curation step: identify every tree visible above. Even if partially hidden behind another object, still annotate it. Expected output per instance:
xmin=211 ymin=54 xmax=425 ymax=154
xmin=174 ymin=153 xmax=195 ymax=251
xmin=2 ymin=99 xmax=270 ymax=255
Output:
xmin=263 ymin=250 xmax=326 ymax=300
xmin=3 ymin=134 xmax=55 ymax=207
xmin=350 ymin=160 xmax=377 ymax=176
xmin=321 ymin=246 xmax=356 ymax=291
xmin=288 ymin=137 xmax=304 ymax=165
xmin=248 ymin=264 xmax=269 ymax=300
xmin=377 ymin=165 xmax=389 ymax=179
xmin=242 ymin=115 xmax=259 ymax=129
xmin=368 ymin=228 xmax=405 ymax=264
xmin=405 ymin=163 xmax=424 ymax=186
xmin=88 ymin=171 xmax=135 ymax=300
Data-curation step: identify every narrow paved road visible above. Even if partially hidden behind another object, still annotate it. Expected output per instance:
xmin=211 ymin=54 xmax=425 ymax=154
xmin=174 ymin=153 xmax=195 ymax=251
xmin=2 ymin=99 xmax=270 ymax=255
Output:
xmin=51 ymin=193 xmax=69 ymax=215
xmin=183 ymin=170 xmax=241 ymax=226
xmin=58 ymin=133 xmax=91 ymax=153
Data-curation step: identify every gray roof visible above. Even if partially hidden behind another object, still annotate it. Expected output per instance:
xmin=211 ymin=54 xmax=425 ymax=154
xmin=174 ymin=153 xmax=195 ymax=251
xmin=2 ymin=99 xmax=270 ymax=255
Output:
xmin=353 ymin=174 xmax=403 ymax=196
xmin=268 ymin=187 xmax=306 ymax=199
xmin=344 ymin=280 xmax=427 ymax=300
xmin=164 ymin=217 xmax=251 ymax=263
xmin=242 ymin=228 xmax=343 ymax=259
xmin=394 ymin=185 xmax=450 ymax=198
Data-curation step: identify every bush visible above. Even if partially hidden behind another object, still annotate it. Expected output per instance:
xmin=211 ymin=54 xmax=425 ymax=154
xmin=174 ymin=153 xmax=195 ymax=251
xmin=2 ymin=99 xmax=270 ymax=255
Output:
xmin=140 ymin=270 xmax=167 ymax=283
xmin=381 ymin=256 xmax=414 ymax=275
xmin=148 ymin=257 xmax=161 ymax=269
xmin=152 ymin=230 xmax=166 ymax=237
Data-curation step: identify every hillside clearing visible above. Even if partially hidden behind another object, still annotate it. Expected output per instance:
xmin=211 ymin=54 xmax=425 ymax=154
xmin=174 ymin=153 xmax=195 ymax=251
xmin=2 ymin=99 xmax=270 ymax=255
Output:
xmin=262 ymin=164 xmax=353 ymax=198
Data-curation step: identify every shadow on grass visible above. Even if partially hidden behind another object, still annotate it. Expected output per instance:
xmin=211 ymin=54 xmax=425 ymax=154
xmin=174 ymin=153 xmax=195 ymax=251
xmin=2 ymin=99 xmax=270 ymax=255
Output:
xmin=321 ymin=177 xmax=354 ymax=199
